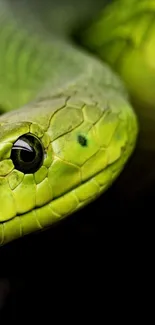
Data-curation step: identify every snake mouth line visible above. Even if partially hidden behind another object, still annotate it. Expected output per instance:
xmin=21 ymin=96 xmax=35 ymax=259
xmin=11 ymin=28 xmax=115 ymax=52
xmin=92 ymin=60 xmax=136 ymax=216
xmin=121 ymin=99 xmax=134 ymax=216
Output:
xmin=0 ymin=162 xmax=115 ymax=245
xmin=0 ymin=158 xmax=117 ymax=225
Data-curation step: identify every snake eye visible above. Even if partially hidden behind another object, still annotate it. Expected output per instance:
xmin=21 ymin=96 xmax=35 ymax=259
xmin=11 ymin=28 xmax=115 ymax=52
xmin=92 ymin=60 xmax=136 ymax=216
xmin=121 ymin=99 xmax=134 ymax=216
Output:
xmin=11 ymin=134 xmax=44 ymax=174
xmin=77 ymin=134 xmax=87 ymax=147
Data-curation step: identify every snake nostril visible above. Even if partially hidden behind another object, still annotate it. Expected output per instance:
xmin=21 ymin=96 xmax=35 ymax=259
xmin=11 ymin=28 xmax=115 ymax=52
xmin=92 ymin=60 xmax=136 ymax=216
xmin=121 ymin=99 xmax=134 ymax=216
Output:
xmin=77 ymin=134 xmax=88 ymax=147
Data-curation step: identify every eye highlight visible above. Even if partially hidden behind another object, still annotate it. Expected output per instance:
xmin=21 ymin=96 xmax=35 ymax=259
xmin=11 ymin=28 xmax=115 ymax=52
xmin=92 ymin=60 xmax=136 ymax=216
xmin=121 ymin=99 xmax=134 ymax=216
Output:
xmin=77 ymin=134 xmax=88 ymax=147
xmin=11 ymin=134 xmax=44 ymax=174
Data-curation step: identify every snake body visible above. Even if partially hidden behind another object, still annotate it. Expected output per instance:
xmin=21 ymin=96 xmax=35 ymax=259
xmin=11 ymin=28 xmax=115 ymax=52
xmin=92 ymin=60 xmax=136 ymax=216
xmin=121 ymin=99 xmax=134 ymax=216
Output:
xmin=0 ymin=0 xmax=139 ymax=245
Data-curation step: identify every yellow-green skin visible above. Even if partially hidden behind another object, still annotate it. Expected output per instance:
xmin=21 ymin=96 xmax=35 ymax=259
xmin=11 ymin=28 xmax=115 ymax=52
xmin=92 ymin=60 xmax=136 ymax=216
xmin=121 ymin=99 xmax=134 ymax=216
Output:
xmin=0 ymin=0 xmax=138 ymax=246
xmin=82 ymin=0 xmax=155 ymax=150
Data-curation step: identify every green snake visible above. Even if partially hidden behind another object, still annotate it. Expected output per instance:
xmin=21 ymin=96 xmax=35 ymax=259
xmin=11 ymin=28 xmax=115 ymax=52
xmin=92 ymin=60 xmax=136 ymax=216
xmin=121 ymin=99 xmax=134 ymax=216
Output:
xmin=1 ymin=0 xmax=154 ymax=246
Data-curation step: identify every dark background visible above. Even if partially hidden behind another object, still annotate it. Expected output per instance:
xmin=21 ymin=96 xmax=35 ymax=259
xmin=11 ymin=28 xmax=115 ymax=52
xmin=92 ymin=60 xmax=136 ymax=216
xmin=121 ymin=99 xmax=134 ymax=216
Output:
xmin=0 ymin=0 xmax=153 ymax=320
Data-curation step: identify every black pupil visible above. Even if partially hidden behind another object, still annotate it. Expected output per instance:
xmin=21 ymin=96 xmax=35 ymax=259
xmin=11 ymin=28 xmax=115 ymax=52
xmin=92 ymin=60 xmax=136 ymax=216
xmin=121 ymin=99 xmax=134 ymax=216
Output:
xmin=20 ymin=147 xmax=36 ymax=163
xmin=11 ymin=134 xmax=44 ymax=174
xmin=78 ymin=134 xmax=87 ymax=147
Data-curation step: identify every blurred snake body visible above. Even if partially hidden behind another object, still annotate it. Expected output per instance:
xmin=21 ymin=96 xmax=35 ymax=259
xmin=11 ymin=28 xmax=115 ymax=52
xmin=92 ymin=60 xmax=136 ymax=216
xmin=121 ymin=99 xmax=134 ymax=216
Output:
xmin=0 ymin=0 xmax=141 ymax=245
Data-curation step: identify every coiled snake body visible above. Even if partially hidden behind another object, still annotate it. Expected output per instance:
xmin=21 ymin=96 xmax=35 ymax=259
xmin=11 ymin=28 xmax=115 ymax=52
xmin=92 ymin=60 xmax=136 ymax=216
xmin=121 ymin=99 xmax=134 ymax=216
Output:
xmin=2 ymin=0 xmax=153 ymax=245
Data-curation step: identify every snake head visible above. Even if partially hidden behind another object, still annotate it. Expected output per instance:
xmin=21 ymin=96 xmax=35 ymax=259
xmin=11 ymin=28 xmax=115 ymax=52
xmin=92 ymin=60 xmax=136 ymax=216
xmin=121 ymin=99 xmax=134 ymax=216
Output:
xmin=0 ymin=92 xmax=138 ymax=245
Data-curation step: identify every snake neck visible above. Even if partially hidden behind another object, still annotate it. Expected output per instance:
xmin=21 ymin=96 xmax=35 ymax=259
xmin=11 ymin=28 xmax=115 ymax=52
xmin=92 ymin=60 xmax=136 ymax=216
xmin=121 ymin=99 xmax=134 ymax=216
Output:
xmin=0 ymin=0 xmax=112 ymax=113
